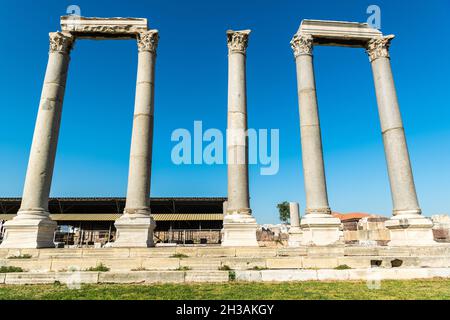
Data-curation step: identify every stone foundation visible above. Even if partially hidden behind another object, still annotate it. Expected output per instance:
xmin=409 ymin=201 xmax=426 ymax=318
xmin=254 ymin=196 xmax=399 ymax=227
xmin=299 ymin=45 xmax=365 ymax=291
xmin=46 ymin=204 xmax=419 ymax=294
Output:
xmin=221 ymin=214 xmax=258 ymax=247
xmin=300 ymin=214 xmax=343 ymax=246
xmin=113 ymin=214 xmax=156 ymax=248
xmin=0 ymin=245 xmax=450 ymax=284
xmin=0 ymin=216 xmax=57 ymax=249
xmin=385 ymin=215 xmax=435 ymax=246
xmin=288 ymin=227 xmax=302 ymax=247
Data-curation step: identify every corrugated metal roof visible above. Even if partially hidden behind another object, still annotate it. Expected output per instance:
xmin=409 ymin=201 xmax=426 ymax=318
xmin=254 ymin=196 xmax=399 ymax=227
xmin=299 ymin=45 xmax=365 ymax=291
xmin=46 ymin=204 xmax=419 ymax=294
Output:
xmin=50 ymin=214 xmax=122 ymax=221
xmin=0 ymin=214 xmax=14 ymax=221
xmin=153 ymin=214 xmax=223 ymax=221
xmin=0 ymin=213 xmax=224 ymax=222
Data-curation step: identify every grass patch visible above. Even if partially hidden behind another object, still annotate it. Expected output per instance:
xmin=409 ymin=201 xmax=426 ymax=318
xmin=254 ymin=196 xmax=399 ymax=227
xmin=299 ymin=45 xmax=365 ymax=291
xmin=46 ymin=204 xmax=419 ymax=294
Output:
xmin=248 ymin=266 xmax=268 ymax=271
xmin=334 ymin=265 xmax=352 ymax=270
xmin=0 ymin=266 xmax=24 ymax=273
xmin=7 ymin=254 xmax=33 ymax=259
xmin=85 ymin=263 xmax=110 ymax=272
xmin=1 ymin=280 xmax=449 ymax=300
xmin=218 ymin=265 xmax=232 ymax=271
xmin=131 ymin=267 xmax=149 ymax=272
xmin=175 ymin=266 xmax=191 ymax=271
xmin=228 ymin=271 xmax=236 ymax=281
xmin=170 ymin=253 xmax=189 ymax=259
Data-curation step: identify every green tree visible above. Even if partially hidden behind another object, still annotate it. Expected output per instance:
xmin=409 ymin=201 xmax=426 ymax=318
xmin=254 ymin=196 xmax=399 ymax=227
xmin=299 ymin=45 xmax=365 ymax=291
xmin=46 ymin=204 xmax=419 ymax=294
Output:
xmin=277 ymin=201 xmax=290 ymax=223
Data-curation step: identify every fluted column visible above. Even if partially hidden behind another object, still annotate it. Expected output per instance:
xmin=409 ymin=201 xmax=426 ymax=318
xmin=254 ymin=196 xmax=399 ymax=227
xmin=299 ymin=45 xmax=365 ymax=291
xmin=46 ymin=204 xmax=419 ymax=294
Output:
xmin=291 ymin=33 xmax=341 ymax=246
xmin=222 ymin=29 xmax=258 ymax=247
xmin=366 ymin=36 xmax=434 ymax=246
xmin=114 ymin=30 xmax=158 ymax=248
xmin=1 ymin=32 xmax=74 ymax=248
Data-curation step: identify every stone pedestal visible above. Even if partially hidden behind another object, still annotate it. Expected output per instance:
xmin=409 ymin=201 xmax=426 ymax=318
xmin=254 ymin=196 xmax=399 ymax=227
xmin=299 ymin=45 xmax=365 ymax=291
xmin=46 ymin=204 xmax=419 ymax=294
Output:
xmin=0 ymin=214 xmax=57 ymax=249
xmin=288 ymin=228 xmax=303 ymax=247
xmin=114 ymin=214 xmax=156 ymax=247
xmin=385 ymin=214 xmax=435 ymax=246
xmin=291 ymin=34 xmax=341 ymax=246
xmin=222 ymin=214 xmax=258 ymax=247
xmin=300 ymin=214 xmax=342 ymax=246
xmin=366 ymin=36 xmax=435 ymax=246
xmin=113 ymin=30 xmax=158 ymax=248
xmin=0 ymin=32 xmax=73 ymax=249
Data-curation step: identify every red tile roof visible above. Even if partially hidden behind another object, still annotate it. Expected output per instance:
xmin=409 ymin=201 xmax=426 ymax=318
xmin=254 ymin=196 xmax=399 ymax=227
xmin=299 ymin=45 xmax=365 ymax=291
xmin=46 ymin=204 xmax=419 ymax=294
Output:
xmin=332 ymin=212 xmax=371 ymax=221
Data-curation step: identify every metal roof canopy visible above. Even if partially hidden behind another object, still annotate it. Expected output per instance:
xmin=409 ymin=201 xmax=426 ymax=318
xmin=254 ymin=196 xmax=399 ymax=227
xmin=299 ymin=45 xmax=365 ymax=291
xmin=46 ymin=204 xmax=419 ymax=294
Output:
xmin=0 ymin=197 xmax=227 ymax=215
xmin=0 ymin=197 xmax=227 ymax=202
xmin=0 ymin=213 xmax=224 ymax=222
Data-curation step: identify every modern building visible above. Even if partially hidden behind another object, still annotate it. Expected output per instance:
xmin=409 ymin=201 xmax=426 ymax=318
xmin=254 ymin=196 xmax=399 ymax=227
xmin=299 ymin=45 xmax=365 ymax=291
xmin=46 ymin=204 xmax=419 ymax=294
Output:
xmin=0 ymin=197 xmax=225 ymax=247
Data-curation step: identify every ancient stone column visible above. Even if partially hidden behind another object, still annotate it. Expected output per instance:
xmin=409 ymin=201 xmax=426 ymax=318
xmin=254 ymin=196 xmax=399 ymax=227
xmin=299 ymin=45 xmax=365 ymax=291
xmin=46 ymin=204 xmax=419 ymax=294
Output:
xmin=366 ymin=36 xmax=434 ymax=246
xmin=289 ymin=202 xmax=301 ymax=229
xmin=222 ymin=30 xmax=258 ymax=247
xmin=0 ymin=32 xmax=74 ymax=248
xmin=114 ymin=30 xmax=158 ymax=247
xmin=288 ymin=202 xmax=302 ymax=247
xmin=291 ymin=33 xmax=341 ymax=246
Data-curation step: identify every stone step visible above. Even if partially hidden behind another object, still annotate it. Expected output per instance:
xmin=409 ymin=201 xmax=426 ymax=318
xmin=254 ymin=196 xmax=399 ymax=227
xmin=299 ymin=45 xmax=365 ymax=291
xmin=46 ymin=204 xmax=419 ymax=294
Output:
xmin=2 ymin=255 xmax=450 ymax=273
xmin=1 ymin=245 xmax=449 ymax=260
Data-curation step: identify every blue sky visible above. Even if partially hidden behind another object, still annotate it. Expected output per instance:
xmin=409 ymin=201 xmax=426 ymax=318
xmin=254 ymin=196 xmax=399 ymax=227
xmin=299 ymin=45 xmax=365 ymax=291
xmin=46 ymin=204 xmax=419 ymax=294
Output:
xmin=0 ymin=0 xmax=449 ymax=223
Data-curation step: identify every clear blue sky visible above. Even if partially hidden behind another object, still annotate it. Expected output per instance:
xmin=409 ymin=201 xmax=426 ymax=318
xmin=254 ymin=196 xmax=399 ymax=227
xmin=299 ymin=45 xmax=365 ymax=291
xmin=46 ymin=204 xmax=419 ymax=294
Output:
xmin=1 ymin=0 xmax=449 ymax=223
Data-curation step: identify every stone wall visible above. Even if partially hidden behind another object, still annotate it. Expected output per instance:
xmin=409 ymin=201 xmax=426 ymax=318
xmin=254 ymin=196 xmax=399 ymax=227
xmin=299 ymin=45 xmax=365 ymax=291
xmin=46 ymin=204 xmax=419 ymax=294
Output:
xmin=432 ymin=215 xmax=450 ymax=243
xmin=342 ymin=216 xmax=390 ymax=245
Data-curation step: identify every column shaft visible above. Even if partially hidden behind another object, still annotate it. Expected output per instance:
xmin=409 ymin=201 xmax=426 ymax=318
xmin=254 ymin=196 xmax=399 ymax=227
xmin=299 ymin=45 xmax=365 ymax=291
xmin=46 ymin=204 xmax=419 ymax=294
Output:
xmin=113 ymin=30 xmax=158 ymax=248
xmin=20 ymin=50 xmax=70 ymax=215
xmin=124 ymin=49 xmax=155 ymax=213
xmin=292 ymin=35 xmax=330 ymax=215
xmin=1 ymin=32 xmax=73 ymax=248
xmin=289 ymin=202 xmax=301 ymax=228
xmin=370 ymin=56 xmax=421 ymax=216
xmin=227 ymin=50 xmax=250 ymax=214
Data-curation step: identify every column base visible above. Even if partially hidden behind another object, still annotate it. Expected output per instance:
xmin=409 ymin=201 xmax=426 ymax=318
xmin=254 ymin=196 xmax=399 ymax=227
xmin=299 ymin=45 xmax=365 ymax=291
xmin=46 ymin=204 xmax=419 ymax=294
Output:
xmin=385 ymin=214 xmax=436 ymax=246
xmin=300 ymin=214 xmax=343 ymax=246
xmin=113 ymin=214 xmax=156 ymax=248
xmin=288 ymin=227 xmax=303 ymax=247
xmin=0 ymin=213 xmax=57 ymax=249
xmin=221 ymin=214 xmax=258 ymax=247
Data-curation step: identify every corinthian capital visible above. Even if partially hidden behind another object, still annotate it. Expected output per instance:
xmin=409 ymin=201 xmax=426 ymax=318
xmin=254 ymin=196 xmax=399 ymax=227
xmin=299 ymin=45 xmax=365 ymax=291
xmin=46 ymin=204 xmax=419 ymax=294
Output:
xmin=227 ymin=30 xmax=251 ymax=54
xmin=290 ymin=34 xmax=313 ymax=57
xmin=49 ymin=32 xmax=74 ymax=54
xmin=366 ymin=35 xmax=395 ymax=62
xmin=137 ymin=30 xmax=159 ymax=53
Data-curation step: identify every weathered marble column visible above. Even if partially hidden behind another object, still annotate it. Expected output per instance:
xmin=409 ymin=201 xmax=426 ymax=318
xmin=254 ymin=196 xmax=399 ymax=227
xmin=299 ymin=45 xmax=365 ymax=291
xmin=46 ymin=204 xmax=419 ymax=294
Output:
xmin=291 ymin=33 xmax=341 ymax=246
xmin=0 ymin=32 xmax=74 ymax=248
xmin=114 ymin=30 xmax=158 ymax=247
xmin=289 ymin=202 xmax=301 ymax=229
xmin=366 ymin=36 xmax=435 ymax=246
xmin=222 ymin=30 xmax=258 ymax=247
xmin=288 ymin=202 xmax=302 ymax=247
